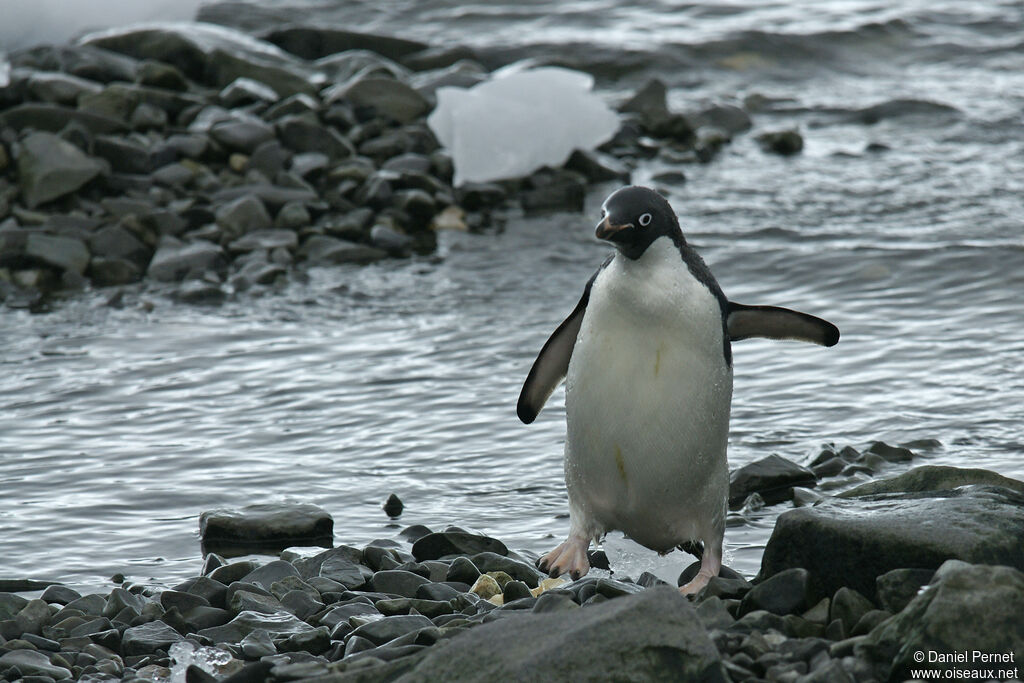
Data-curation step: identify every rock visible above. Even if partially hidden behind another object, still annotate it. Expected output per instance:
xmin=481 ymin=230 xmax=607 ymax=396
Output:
xmin=26 ymin=71 xmax=103 ymax=104
xmin=219 ymin=77 xmax=279 ymax=107
xmin=445 ymin=557 xmax=480 ymax=585
xmin=382 ymin=493 xmax=403 ymax=518
xmin=261 ymin=27 xmax=428 ymax=62
xmin=0 ymin=103 xmax=127 ymax=135
xmin=40 ymin=585 xmax=81 ymax=606
xmin=740 ymin=568 xmax=812 ymax=616
xmin=16 ymin=132 xmax=106 ymax=208
xmin=839 ymin=464 xmax=1024 ymax=498
xmin=91 ymin=257 xmax=143 ymax=286
xmin=692 ymin=104 xmax=752 ymax=134
xmin=136 ymin=60 xmax=189 ymax=90
xmin=520 ymin=174 xmax=586 ymax=213
xmin=121 ymin=620 xmax=185 ymax=656
xmin=369 ymin=570 xmax=432 ymax=598
xmin=147 ymin=239 xmax=226 ymax=282
xmin=875 ymin=568 xmax=935 ymax=613
xmin=15 ymin=598 xmax=50 ymax=635
xmin=240 ymin=561 xmax=299 ymax=591
xmin=469 ymin=574 xmax=501 ymax=600
xmin=229 ymin=589 xmax=284 ymax=615
xmin=299 ymin=235 xmax=387 ymax=265
xmin=198 ymin=609 xmax=317 ymax=644
xmin=757 ymin=479 xmax=1024 ymax=601
xmin=216 ymin=194 xmax=272 ymax=241
xmin=325 ymin=75 xmax=429 ymax=124
xmin=756 ymin=129 xmax=804 ymax=155
xmin=275 ymin=115 xmax=354 ymax=159
xmin=24 ymin=233 xmax=90 ymax=274
xmin=852 ymin=98 xmax=959 ymax=124
xmin=0 ymin=650 xmax=71 ymax=680
xmin=729 ymin=454 xmax=817 ymax=507
xmin=411 ymin=531 xmax=508 ymax=561
xmin=199 ymin=503 xmax=333 ymax=551
xmin=811 ymin=456 xmax=846 ymax=478
xmin=470 ymin=552 xmax=545 ymax=588
xmin=858 ymin=561 xmax=1024 ymax=681
xmin=618 ymin=78 xmax=671 ymax=124
xmin=210 ymin=117 xmax=277 ymax=154
xmin=829 ymin=587 xmax=875 ymax=635
xmin=401 ymin=586 xmax=726 ymax=680
xmin=348 ymin=614 xmax=435 ymax=648
xmin=239 ymin=628 xmax=276 ymax=658
xmin=563 ymin=149 xmax=630 ymax=182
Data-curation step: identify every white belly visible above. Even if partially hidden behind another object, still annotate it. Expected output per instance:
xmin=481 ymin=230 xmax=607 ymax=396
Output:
xmin=564 ymin=238 xmax=732 ymax=551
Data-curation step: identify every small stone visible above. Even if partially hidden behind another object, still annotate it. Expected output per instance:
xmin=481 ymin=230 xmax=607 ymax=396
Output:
xmin=829 ymin=587 xmax=875 ymax=635
xmin=16 ymin=132 xmax=106 ymax=208
xmin=503 ymin=581 xmax=532 ymax=603
xmin=875 ymin=568 xmax=934 ymax=613
xmin=739 ymin=568 xmax=812 ymax=616
xmin=219 ymin=77 xmax=280 ymax=107
xmin=147 ymin=238 xmax=226 ymax=282
xmin=369 ymin=570 xmax=431 ymax=598
xmin=327 ymin=75 xmax=429 ymax=124
xmin=298 ymin=235 xmax=387 ymax=265
xmin=811 ymin=457 xmax=846 ymax=478
xmin=121 ymin=620 xmax=185 ymax=656
xmin=729 ymin=454 xmax=817 ymax=507
xmin=240 ymin=628 xmax=276 ymax=658
xmin=445 ymin=557 xmax=480 ymax=585
xmin=40 ymin=585 xmax=81 ymax=606
xmin=209 ymin=117 xmax=276 ymax=154
xmin=215 ymin=194 xmax=272 ymax=241
xmin=469 ymin=574 xmax=501 ymax=600
xmin=756 ymin=129 xmax=804 ymax=155
xmin=228 ymin=229 xmax=298 ymax=253
xmin=382 ymin=493 xmax=403 ymax=518
xmin=175 ymin=280 xmax=226 ymax=306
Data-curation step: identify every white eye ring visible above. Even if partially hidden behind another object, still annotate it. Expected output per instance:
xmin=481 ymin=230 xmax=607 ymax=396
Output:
xmin=638 ymin=213 xmax=652 ymax=226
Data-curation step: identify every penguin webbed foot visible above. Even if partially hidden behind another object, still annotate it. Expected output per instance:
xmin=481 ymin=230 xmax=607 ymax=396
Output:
xmin=537 ymin=536 xmax=591 ymax=581
xmin=679 ymin=541 xmax=722 ymax=596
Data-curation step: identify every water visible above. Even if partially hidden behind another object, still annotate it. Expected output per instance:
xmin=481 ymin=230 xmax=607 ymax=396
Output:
xmin=2 ymin=0 xmax=1023 ymax=593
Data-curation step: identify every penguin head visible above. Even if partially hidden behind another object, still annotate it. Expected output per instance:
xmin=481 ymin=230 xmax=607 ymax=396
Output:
xmin=595 ymin=186 xmax=683 ymax=260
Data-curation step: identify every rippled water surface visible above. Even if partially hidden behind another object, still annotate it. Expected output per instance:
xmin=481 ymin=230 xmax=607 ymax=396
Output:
xmin=2 ymin=0 xmax=1023 ymax=592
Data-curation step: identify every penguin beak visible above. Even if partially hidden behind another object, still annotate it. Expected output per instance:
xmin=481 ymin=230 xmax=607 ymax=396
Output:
xmin=596 ymin=217 xmax=632 ymax=242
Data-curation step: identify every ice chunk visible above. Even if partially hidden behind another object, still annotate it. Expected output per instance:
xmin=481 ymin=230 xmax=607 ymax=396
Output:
xmin=0 ymin=58 xmax=9 ymax=89
xmin=428 ymin=65 xmax=619 ymax=187
xmin=602 ymin=533 xmax=691 ymax=585
xmin=168 ymin=641 xmax=239 ymax=683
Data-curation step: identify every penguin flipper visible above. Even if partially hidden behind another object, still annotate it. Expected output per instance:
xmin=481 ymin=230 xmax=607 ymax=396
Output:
xmin=517 ymin=294 xmax=588 ymax=424
xmin=727 ymin=302 xmax=839 ymax=347
xmin=518 ymin=260 xmax=610 ymax=424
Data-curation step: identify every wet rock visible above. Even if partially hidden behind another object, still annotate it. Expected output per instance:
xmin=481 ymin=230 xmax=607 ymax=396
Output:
xmin=121 ymin=620 xmax=185 ymax=656
xmin=369 ymin=570 xmax=431 ymax=598
xmin=757 ymin=475 xmax=1024 ymax=601
xmin=382 ymin=493 xmax=403 ymax=518
xmin=327 ymin=75 xmax=429 ymax=124
xmin=15 ymin=598 xmax=50 ymax=635
xmin=470 ymin=552 xmax=544 ymax=588
xmin=198 ymin=609 xmax=317 ymax=644
xmin=412 ymin=531 xmax=508 ymax=561
xmin=829 ymin=587 xmax=875 ymax=636
xmin=275 ymin=114 xmax=354 ymax=159
xmin=405 ymin=586 xmax=726 ymax=680
xmin=0 ymin=649 xmax=72 ymax=680
xmin=299 ymin=235 xmax=387 ymax=265
xmin=16 ymin=132 xmax=106 ymax=208
xmin=215 ymin=194 xmax=272 ymax=241
xmin=147 ymin=238 xmax=226 ymax=282
xmin=199 ymin=503 xmax=333 ymax=551
xmin=858 ymin=561 xmax=1024 ymax=680
xmin=0 ymin=103 xmax=126 ymax=135
xmin=23 ymin=232 xmax=91 ymax=275
xmin=40 ymin=585 xmax=81 ymax=606
xmin=839 ymin=464 xmax=1024 ymax=498
xmin=219 ymin=77 xmax=279 ymax=107
xmin=811 ymin=456 xmax=846 ymax=478
xmin=729 ymin=454 xmax=817 ymax=507
xmin=875 ymin=568 xmax=935 ymax=613
xmin=26 ymin=71 xmax=103 ymax=104
xmin=618 ymin=78 xmax=671 ymax=124
xmin=563 ymin=149 xmax=630 ymax=182
xmin=349 ymin=614 xmax=434 ymax=646
xmin=757 ymin=129 xmax=804 ymax=155
xmin=852 ymin=98 xmax=959 ymax=124
xmin=239 ymin=628 xmax=276 ymax=658
xmin=693 ymin=104 xmax=752 ymax=134
xmin=739 ymin=568 xmax=812 ymax=616
xmin=520 ymin=174 xmax=586 ymax=214
xmin=261 ymin=27 xmax=428 ymax=62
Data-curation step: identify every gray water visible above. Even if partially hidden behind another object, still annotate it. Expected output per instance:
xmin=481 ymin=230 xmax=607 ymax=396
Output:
xmin=2 ymin=0 xmax=1023 ymax=593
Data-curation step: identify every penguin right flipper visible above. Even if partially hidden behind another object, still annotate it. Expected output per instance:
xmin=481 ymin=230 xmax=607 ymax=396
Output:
xmin=727 ymin=302 xmax=840 ymax=347
xmin=518 ymin=260 xmax=609 ymax=424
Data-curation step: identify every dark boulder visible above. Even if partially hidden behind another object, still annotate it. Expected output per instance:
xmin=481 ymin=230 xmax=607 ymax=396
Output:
xmin=729 ymin=454 xmax=817 ymax=507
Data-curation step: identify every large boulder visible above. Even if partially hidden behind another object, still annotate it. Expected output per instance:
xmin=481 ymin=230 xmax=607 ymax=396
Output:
xmin=858 ymin=561 xmax=1024 ymax=681
xmin=199 ymin=503 xmax=333 ymax=552
xmin=16 ymin=132 xmax=106 ymax=208
xmin=396 ymin=586 xmax=726 ymax=681
xmin=757 ymin=467 xmax=1024 ymax=601
xmin=729 ymin=454 xmax=816 ymax=507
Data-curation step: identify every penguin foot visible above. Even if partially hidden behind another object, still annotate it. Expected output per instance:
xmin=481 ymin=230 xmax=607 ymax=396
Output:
xmin=678 ymin=571 xmax=714 ymax=596
xmin=537 ymin=536 xmax=591 ymax=581
xmin=679 ymin=542 xmax=722 ymax=596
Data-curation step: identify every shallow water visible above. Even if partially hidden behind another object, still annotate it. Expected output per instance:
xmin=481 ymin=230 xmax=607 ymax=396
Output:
xmin=2 ymin=0 xmax=1023 ymax=593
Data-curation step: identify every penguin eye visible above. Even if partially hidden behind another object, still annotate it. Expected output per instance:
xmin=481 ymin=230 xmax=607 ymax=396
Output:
xmin=638 ymin=213 xmax=652 ymax=227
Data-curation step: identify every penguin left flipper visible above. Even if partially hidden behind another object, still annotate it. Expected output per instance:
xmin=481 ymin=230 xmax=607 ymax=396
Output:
xmin=517 ymin=259 xmax=611 ymax=425
xmin=727 ymin=302 xmax=840 ymax=347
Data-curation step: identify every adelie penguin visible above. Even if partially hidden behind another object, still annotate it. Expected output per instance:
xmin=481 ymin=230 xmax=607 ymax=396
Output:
xmin=518 ymin=185 xmax=839 ymax=595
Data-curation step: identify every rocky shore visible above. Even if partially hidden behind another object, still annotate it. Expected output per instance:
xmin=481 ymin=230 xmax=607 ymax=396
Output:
xmin=0 ymin=21 xmax=786 ymax=312
xmin=1 ymin=454 xmax=1021 ymax=683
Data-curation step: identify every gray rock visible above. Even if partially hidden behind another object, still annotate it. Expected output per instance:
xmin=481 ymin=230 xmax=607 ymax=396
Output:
xmin=275 ymin=115 xmax=354 ymax=159
xmin=16 ymin=132 xmax=106 ymax=208
xmin=470 ymin=552 xmax=544 ymax=589
xmin=412 ymin=531 xmax=508 ymax=561
xmin=280 ymin=590 xmax=323 ymax=621
xmin=829 ymin=587 xmax=875 ymax=635
xmin=273 ymin=201 xmax=310 ymax=231
xmin=0 ymin=649 xmax=71 ymax=680
xmin=39 ymin=585 xmax=81 ymax=606
xmin=290 ymin=151 xmax=329 ymax=178
xmin=402 ymin=586 xmax=726 ymax=681
xmin=618 ymin=78 xmax=671 ymax=123
xmin=730 ymin=454 xmax=817 ymax=507
xmin=756 ymin=129 xmax=804 ymax=156
xmin=228 ymin=229 xmax=298 ymax=253
xmin=215 ymin=194 xmax=272 ymax=241
xmin=24 ymin=233 xmax=90 ymax=274
xmin=15 ymin=598 xmax=51 ymax=635
xmin=90 ymin=257 xmax=143 ymax=286
xmin=240 ymin=628 xmax=276 ymax=658
xmin=445 ymin=557 xmax=480 ymax=585
xmin=210 ymin=117 xmax=277 ymax=154
xmin=369 ymin=570 xmax=432 ymax=598
xmin=757 ymin=479 xmax=1024 ymax=601
xmin=693 ymin=104 xmax=752 ymax=134
xmin=131 ymin=102 xmax=169 ymax=130
xmin=0 ymin=103 xmax=127 ymax=135
xmin=211 ymin=184 xmax=317 ymax=209
xmin=348 ymin=614 xmax=434 ymax=646
xmin=564 ymin=149 xmax=630 ymax=182
xmin=26 ymin=71 xmax=103 ymax=104
xmin=327 ymin=75 xmax=429 ymax=124
xmin=198 ymin=609 xmax=316 ymax=644
xmin=219 ymin=77 xmax=279 ymax=107
xmin=92 ymin=134 xmax=162 ymax=174
xmin=875 ymin=568 xmax=935 ymax=613
xmin=260 ymin=27 xmax=428 ymax=62
xmin=858 ymin=561 xmax=1024 ymax=681
xmin=121 ymin=620 xmax=185 ymax=656
xmin=240 ymin=561 xmax=300 ymax=592
xmin=839 ymin=464 xmax=1024 ymax=498
xmin=229 ymin=590 xmax=284 ymax=615
xmin=199 ymin=503 xmax=333 ymax=549
xmin=739 ymin=568 xmax=812 ymax=616
xmin=147 ymin=238 xmax=226 ymax=282
xmin=299 ymin=235 xmax=387 ymax=265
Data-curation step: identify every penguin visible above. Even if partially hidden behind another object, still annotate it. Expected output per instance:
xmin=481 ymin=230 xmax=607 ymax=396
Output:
xmin=518 ymin=186 xmax=839 ymax=595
